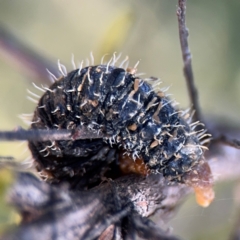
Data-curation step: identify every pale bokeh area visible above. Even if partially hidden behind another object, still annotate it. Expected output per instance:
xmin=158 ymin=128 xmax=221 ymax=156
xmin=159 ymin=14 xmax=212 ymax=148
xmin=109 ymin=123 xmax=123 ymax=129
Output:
xmin=0 ymin=0 xmax=240 ymax=239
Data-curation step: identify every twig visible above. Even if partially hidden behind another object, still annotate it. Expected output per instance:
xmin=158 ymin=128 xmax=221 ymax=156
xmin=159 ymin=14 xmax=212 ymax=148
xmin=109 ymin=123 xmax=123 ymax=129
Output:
xmin=2 ymin=172 xmax=186 ymax=240
xmin=177 ymin=0 xmax=202 ymax=124
xmin=212 ymin=135 xmax=240 ymax=150
xmin=0 ymin=128 xmax=72 ymax=141
xmin=0 ymin=126 xmax=104 ymax=142
xmin=229 ymin=213 xmax=240 ymax=240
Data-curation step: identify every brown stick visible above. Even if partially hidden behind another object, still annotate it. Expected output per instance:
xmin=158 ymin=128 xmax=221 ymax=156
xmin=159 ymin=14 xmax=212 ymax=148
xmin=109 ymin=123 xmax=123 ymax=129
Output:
xmin=3 ymin=172 xmax=185 ymax=240
xmin=0 ymin=126 xmax=104 ymax=142
xmin=213 ymin=135 xmax=240 ymax=150
xmin=177 ymin=0 xmax=202 ymax=124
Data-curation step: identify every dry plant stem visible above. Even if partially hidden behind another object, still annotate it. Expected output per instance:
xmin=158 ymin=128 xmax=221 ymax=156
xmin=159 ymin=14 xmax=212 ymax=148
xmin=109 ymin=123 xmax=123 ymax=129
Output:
xmin=2 ymin=173 xmax=185 ymax=240
xmin=214 ymin=135 xmax=240 ymax=150
xmin=229 ymin=207 xmax=240 ymax=240
xmin=177 ymin=0 xmax=202 ymax=124
xmin=0 ymin=126 xmax=104 ymax=142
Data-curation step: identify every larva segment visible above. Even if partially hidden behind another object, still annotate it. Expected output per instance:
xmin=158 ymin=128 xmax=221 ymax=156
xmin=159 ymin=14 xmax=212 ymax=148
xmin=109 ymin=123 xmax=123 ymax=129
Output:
xmin=29 ymin=64 xmax=214 ymax=206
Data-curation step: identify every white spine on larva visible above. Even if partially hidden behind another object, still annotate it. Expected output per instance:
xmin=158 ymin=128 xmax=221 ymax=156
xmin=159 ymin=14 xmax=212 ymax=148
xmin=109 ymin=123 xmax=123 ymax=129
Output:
xmin=57 ymin=59 xmax=67 ymax=76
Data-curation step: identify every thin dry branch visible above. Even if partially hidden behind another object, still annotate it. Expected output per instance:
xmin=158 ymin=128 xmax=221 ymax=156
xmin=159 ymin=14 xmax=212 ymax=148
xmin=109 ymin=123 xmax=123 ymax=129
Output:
xmin=177 ymin=0 xmax=202 ymax=124
xmin=0 ymin=126 xmax=104 ymax=142
xmin=213 ymin=135 xmax=240 ymax=150
xmin=2 ymin=172 xmax=186 ymax=240
xmin=229 ymin=207 xmax=240 ymax=240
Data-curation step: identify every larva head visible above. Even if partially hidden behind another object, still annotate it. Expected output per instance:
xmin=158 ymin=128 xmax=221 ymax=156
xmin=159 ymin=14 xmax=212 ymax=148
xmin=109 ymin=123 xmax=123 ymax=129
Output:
xmin=178 ymin=143 xmax=214 ymax=207
xmin=156 ymin=129 xmax=214 ymax=207
xmin=162 ymin=133 xmax=203 ymax=178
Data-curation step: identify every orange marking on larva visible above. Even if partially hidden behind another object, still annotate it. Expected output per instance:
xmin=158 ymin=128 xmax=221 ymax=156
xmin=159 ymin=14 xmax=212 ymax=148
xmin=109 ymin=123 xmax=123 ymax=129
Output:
xmin=119 ymin=152 xmax=148 ymax=176
xmin=128 ymin=79 xmax=140 ymax=99
xmin=162 ymin=131 xmax=173 ymax=138
xmin=173 ymin=153 xmax=181 ymax=160
xmin=126 ymin=67 xmax=137 ymax=74
xmin=183 ymin=161 xmax=215 ymax=207
xmin=77 ymin=71 xmax=89 ymax=92
xmin=95 ymin=67 xmax=101 ymax=72
xmin=184 ymin=113 xmax=190 ymax=120
xmin=150 ymin=140 xmax=159 ymax=149
xmin=157 ymin=91 xmax=165 ymax=98
xmin=128 ymin=123 xmax=138 ymax=131
xmin=146 ymin=97 xmax=157 ymax=111
xmin=77 ymin=83 xmax=83 ymax=92
xmin=153 ymin=102 xmax=162 ymax=123
xmin=129 ymin=90 xmax=135 ymax=98
xmin=134 ymin=78 xmax=140 ymax=92
xmin=163 ymin=151 xmax=168 ymax=159
xmin=88 ymin=100 xmax=99 ymax=107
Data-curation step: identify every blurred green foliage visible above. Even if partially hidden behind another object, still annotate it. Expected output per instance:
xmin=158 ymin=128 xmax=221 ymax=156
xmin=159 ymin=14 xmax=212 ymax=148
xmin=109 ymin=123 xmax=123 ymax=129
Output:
xmin=0 ymin=169 xmax=19 ymax=234
xmin=0 ymin=0 xmax=240 ymax=239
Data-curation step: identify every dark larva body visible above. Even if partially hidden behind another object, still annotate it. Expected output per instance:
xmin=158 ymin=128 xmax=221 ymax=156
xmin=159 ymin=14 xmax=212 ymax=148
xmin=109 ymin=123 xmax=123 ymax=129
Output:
xmin=30 ymin=64 xmax=204 ymax=189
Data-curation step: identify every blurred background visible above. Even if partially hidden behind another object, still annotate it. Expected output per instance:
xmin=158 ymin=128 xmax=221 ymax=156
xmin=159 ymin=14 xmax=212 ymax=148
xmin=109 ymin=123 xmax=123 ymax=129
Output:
xmin=0 ymin=0 xmax=240 ymax=239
